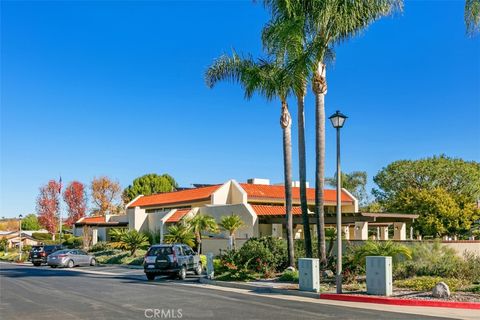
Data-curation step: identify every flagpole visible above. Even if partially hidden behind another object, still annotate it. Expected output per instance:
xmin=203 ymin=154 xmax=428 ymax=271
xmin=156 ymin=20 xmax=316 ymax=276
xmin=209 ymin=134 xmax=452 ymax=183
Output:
xmin=59 ymin=176 xmax=62 ymax=242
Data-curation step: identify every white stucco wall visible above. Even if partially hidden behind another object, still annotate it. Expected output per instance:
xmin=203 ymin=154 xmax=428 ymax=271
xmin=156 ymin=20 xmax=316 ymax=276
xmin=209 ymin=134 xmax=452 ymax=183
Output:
xmin=127 ymin=207 xmax=148 ymax=232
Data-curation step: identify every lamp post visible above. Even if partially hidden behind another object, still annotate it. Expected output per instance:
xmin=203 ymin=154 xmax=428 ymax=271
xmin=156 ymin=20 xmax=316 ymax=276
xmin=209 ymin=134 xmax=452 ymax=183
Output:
xmin=329 ymin=110 xmax=347 ymax=294
xmin=18 ymin=214 xmax=23 ymax=261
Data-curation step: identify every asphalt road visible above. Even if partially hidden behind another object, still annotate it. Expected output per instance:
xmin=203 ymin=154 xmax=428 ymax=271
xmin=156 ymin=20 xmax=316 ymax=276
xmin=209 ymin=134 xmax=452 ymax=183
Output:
xmin=0 ymin=263 xmax=451 ymax=320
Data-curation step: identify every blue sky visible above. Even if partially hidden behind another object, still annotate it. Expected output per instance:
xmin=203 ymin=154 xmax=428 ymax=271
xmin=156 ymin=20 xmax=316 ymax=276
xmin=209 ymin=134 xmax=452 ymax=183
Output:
xmin=1 ymin=1 xmax=479 ymax=218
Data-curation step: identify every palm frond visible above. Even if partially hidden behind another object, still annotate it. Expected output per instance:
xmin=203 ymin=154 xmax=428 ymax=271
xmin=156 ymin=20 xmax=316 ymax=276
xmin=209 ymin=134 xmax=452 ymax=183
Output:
xmin=466 ymin=0 xmax=480 ymax=36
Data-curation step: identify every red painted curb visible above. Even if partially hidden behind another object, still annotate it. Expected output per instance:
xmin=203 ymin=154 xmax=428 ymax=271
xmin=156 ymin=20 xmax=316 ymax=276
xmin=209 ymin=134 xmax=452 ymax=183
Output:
xmin=319 ymin=293 xmax=480 ymax=310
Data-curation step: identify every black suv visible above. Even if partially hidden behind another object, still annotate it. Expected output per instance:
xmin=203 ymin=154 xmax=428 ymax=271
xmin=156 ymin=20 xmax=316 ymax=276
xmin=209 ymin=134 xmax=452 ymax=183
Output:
xmin=143 ymin=244 xmax=202 ymax=281
xmin=30 ymin=245 xmax=63 ymax=266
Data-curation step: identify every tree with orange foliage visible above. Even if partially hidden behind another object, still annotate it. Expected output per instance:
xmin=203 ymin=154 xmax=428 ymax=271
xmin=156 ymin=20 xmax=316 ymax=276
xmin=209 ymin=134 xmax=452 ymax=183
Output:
xmin=91 ymin=177 xmax=121 ymax=216
xmin=36 ymin=180 xmax=60 ymax=235
xmin=63 ymin=181 xmax=87 ymax=226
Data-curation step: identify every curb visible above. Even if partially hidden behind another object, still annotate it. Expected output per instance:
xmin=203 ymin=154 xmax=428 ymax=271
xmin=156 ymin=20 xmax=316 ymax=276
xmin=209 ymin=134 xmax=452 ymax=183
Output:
xmin=198 ymin=278 xmax=319 ymax=299
xmin=320 ymin=293 xmax=480 ymax=310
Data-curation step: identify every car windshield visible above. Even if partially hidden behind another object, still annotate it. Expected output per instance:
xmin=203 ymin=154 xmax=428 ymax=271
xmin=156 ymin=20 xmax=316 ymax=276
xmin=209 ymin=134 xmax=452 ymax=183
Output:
xmin=31 ymin=246 xmax=44 ymax=252
xmin=44 ymin=245 xmax=59 ymax=252
xmin=148 ymin=247 xmax=173 ymax=256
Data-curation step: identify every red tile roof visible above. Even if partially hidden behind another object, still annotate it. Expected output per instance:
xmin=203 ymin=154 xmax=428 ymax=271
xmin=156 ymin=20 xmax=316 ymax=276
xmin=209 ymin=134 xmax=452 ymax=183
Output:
xmin=240 ymin=183 xmax=353 ymax=203
xmin=251 ymin=205 xmax=303 ymax=216
xmin=128 ymin=185 xmax=220 ymax=208
xmin=166 ymin=209 xmax=191 ymax=223
xmin=81 ymin=216 xmax=106 ymax=224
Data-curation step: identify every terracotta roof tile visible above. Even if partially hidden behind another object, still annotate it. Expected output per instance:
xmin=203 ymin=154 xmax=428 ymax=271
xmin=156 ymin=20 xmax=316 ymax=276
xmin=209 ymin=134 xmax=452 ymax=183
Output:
xmin=81 ymin=216 xmax=106 ymax=224
xmin=251 ymin=205 xmax=303 ymax=216
xmin=240 ymin=183 xmax=353 ymax=203
xmin=166 ymin=209 xmax=191 ymax=223
xmin=128 ymin=185 xmax=220 ymax=208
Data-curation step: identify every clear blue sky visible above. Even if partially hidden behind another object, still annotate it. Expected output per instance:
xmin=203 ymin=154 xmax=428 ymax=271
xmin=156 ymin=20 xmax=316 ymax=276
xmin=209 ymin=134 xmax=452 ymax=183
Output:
xmin=1 ymin=1 xmax=479 ymax=218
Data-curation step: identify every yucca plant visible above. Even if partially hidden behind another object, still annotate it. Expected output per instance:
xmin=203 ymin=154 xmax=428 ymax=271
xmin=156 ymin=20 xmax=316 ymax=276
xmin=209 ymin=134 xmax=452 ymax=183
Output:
xmin=164 ymin=224 xmax=195 ymax=247
xmin=219 ymin=214 xmax=245 ymax=250
xmin=186 ymin=214 xmax=218 ymax=254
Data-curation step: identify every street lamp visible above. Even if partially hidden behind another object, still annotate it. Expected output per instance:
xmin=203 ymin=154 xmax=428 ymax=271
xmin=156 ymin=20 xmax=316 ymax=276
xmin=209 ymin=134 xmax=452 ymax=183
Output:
xmin=329 ymin=110 xmax=347 ymax=294
xmin=18 ymin=214 xmax=23 ymax=261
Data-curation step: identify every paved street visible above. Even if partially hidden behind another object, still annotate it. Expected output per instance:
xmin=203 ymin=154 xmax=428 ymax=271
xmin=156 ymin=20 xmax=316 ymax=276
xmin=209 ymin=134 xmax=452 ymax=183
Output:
xmin=0 ymin=263 xmax=458 ymax=320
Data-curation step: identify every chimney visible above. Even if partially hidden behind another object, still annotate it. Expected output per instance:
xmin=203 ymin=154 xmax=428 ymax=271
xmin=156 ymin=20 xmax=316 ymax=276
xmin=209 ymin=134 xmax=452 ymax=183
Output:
xmin=247 ymin=178 xmax=270 ymax=185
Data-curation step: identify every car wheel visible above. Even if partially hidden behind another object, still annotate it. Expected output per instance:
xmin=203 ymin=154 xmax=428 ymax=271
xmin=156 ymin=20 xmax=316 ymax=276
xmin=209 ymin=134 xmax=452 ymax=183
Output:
xmin=146 ymin=273 xmax=156 ymax=281
xmin=50 ymin=265 xmax=56 ymax=268
xmin=90 ymin=258 xmax=96 ymax=266
xmin=178 ymin=266 xmax=187 ymax=280
xmin=67 ymin=260 xmax=74 ymax=268
xmin=33 ymin=262 xmax=41 ymax=267
xmin=194 ymin=263 xmax=203 ymax=275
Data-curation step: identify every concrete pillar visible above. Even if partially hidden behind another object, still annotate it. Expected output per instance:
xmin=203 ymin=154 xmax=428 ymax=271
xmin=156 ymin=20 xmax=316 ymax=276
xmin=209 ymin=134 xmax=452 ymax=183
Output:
xmin=349 ymin=226 xmax=355 ymax=239
xmin=343 ymin=226 xmax=350 ymax=240
xmin=294 ymin=225 xmax=303 ymax=240
xmin=272 ymin=224 xmax=283 ymax=238
xmin=376 ymin=227 xmax=380 ymax=240
xmin=354 ymin=222 xmax=368 ymax=240
xmin=380 ymin=227 xmax=389 ymax=240
xmin=92 ymin=228 xmax=98 ymax=245
xmin=393 ymin=222 xmax=406 ymax=240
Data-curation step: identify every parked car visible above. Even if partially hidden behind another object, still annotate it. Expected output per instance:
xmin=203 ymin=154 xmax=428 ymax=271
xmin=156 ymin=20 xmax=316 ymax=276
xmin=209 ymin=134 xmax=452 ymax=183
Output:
xmin=30 ymin=245 xmax=63 ymax=266
xmin=47 ymin=249 xmax=96 ymax=268
xmin=143 ymin=244 xmax=202 ymax=281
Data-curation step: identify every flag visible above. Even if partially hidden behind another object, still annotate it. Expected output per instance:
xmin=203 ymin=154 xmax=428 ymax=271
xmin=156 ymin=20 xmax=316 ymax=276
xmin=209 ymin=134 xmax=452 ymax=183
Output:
xmin=59 ymin=176 xmax=62 ymax=194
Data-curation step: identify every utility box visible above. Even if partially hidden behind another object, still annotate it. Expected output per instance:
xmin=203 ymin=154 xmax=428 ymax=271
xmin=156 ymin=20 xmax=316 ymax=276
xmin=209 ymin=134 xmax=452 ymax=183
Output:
xmin=298 ymin=258 xmax=320 ymax=293
xmin=206 ymin=252 xmax=214 ymax=279
xmin=366 ymin=256 xmax=392 ymax=296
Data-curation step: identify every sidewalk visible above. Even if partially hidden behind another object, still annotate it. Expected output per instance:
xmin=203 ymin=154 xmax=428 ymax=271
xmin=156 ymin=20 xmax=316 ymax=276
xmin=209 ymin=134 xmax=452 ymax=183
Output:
xmin=197 ymin=278 xmax=480 ymax=320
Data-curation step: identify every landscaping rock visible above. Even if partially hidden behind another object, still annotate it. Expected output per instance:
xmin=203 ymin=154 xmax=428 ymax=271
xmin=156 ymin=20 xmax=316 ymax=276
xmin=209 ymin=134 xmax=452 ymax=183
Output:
xmin=322 ymin=270 xmax=334 ymax=278
xmin=432 ymin=282 xmax=450 ymax=298
xmin=285 ymin=266 xmax=296 ymax=272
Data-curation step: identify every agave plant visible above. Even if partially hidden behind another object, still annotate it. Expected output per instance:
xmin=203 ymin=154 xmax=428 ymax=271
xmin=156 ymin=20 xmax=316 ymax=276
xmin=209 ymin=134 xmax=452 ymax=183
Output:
xmin=119 ymin=230 xmax=150 ymax=256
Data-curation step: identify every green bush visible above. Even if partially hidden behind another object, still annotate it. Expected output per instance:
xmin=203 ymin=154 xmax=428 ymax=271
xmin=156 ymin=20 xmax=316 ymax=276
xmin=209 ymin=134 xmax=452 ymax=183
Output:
xmin=89 ymin=241 xmax=110 ymax=252
xmin=62 ymin=236 xmax=83 ymax=249
xmin=394 ymin=241 xmax=480 ymax=282
xmin=237 ymin=236 xmax=288 ymax=273
xmin=394 ymin=276 xmax=468 ymax=292
xmin=93 ymin=249 xmax=147 ymax=265
xmin=200 ymin=254 xmax=207 ymax=267
xmin=279 ymin=270 xmax=299 ymax=283
xmin=32 ymin=232 xmax=52 ymax=241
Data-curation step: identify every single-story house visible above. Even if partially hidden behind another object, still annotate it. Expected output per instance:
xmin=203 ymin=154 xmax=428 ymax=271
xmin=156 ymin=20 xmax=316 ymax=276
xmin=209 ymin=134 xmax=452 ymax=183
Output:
xmin=0 ymin=231 xmax=42 ymax=248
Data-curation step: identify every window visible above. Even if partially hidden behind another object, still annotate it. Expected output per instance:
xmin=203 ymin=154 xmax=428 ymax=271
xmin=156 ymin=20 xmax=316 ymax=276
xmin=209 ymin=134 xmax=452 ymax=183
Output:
xmin=148 ymin=247 xmax=173 ymax=256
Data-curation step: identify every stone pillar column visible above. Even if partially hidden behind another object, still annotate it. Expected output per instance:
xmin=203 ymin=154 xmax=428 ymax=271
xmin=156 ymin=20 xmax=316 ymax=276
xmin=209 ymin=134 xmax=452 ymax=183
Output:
xmin=92 ymin=228 xmax=98 ymax=246
xmin=380 ymin=226 xmax=389 ymax=240
xmin=349 ymin=226 xmax=355 ymax=239
xmin=354 ymin=222 xmax=368 ymax=240
xmin=343 ymin=226 xmax=350 ymax=240
xmin=393 ymin=222 xmax=406 ymax=240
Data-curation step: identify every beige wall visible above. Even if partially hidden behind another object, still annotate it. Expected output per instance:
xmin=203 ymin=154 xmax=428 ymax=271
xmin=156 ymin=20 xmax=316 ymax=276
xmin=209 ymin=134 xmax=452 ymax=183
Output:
xmin=202 ymin=238 xmax=249 ymax=256
xmin=127 ymin=207 xmax=148 ymax=232
xmin=199 ymin=203 xmax=258 ymax=239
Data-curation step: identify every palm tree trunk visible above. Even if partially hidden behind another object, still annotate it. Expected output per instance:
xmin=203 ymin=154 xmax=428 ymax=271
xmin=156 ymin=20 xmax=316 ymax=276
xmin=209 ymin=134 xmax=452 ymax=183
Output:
xmin=196 ymin=232 xmax=202 ymax=254
xmin=281 ymin=100 xmax=295 ymax=268
xmin=297 ymin=89 xmax=313 ymax=258
xmin=313 ymin=63 xmax=327 ymax=266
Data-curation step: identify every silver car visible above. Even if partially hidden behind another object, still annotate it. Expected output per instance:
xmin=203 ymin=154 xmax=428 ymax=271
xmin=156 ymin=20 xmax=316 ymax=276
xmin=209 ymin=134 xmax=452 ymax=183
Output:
xmin=47 ymin=249 xmax=96 ymax=268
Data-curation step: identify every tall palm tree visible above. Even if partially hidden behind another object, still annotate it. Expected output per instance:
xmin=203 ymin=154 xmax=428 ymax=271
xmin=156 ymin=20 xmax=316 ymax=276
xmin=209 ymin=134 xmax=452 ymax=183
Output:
xmin=205 ymin=53 xmax=297 ymax=267
xmin=186 ymin=214 xmax=218 ymax=254
xmin=465 ymin=0 xmax=480 ymax=36
xmin=262 ymin=5 xmax=314 ymax=258
xmin=264 ymin=0 xmax=402 ymax=266
xmin=218 ymin=214 xmax=245 ymax=250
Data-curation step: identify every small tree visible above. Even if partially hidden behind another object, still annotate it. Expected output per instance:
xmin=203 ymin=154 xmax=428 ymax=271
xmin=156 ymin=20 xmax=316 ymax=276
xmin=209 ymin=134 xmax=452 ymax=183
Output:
xmin=219 ymin=214 xmax=244 ymax=250
xmin=91 ymin=177 xmax=121 ymax=216
xmin=0 ymin=237 xmax=8 ymax=253
xmin=186 ymin=214 xmax=218 ymax=254
xmin=36 ymin=180 xmax=61 ymax=238
xmin=63 ymin=181 xmax=87 ymax=227
xmin=164 ymin=225 xmax=195 ymax=247
xmin=21 ymin=214 xmax=41 ymax=231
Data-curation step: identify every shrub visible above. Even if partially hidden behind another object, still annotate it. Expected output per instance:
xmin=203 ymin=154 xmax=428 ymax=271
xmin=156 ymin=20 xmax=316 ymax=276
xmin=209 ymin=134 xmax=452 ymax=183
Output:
xmin=62 ymin=236 xmax=83 ymax=249
xmin=279 ymin=270 xmax=299 ymax=283
xmin=200 ymin=254 xmax=207 ymax=267
xmin=32 ymin=232 xmax=52 ymax=241
xmin=89 ymin=241 xmax=110 ymax=252
xmin=352 ymin=241 xmax=412 ymax=266
xmin=237 ymin=237 xmax=288 ymax=273
xmin=118 ymin=230 xmax=149 ymax=256
xmin=394 ymin=276 xmax=468 ymax=292
xmin=143 ymin=230 xmax=161 ymax=245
